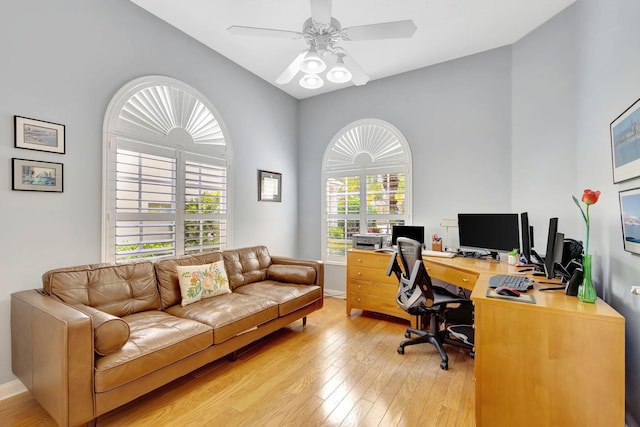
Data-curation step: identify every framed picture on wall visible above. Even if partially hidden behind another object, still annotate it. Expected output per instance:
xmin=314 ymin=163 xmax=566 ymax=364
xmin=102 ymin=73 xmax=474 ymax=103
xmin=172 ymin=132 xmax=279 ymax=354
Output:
xmin=12 ymin=158 xmax=64 ymax=192
xmin=14 ymin=115 xmax=65 ymax=154
xmin=258 ymin=170 xmax=281 ymax=202
xmin=618 ymin=187 xmax=640 ymax=255
xmin=610 ymin=97 xmax=640 ymax=183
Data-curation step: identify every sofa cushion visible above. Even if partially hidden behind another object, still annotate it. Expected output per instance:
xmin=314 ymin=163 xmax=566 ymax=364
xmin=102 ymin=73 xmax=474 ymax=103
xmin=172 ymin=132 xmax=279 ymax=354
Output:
xmin=234 ymin=281 xmax=322 ymax=316
xmin=223 ymin=246 xmax=272 ymax=290
xmin=42 ymin=262 xmax=161 ymax=317
xmin=74 ymin=304 xmax=130 ymax=356
xmin=94 ymin=310 xmax=212 ymax=393
xmin=267 ymin=264 xmax=316 ymax=285
xmin=155 ymin=252 xmax=225 ymax=309
xmin=176 ymin=261 xmax=231 ymax=306
xmin=166 ymin=292 xmax=278 ymax=344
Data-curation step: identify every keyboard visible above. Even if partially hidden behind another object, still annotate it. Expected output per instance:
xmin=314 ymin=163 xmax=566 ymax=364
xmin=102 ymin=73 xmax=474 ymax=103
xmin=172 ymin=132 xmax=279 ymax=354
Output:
xmin=488 ymin=274 xmax=534 ymax=291
xmin=422 ymin=250 xmax=455 ymax=258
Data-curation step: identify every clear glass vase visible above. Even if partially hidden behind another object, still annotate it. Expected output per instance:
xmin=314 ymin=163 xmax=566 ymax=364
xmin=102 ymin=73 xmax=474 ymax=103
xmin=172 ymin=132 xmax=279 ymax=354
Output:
xmin=578 ymin=254 xmax=597 ymax=303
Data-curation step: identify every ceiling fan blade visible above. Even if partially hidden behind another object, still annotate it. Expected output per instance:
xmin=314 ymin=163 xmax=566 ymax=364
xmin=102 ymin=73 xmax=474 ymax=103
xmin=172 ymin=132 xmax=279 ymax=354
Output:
xmin=227 ymin=25 xmax=303 ymax=39
xmin=276 ymin=50 xmax=308 ymax=85
xmin=310 ymin=0 xmax=332 ymax=27
xmin=341 ymin=20 xmax=417 ymax=41
xmin=342 ymin=54 xmax=370 ymax=86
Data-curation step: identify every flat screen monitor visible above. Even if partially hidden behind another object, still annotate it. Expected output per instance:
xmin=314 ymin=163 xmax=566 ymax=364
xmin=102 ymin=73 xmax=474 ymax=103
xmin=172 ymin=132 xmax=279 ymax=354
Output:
xmin=520 ymin=212 xmax=531 ymax=264
xmin=543 ymin=218 xmax=559 ymax=279
xmin=457 ymin=213 xmax=520 ymax=258
xmin=391 ymin=225 xmax=425 ymax=246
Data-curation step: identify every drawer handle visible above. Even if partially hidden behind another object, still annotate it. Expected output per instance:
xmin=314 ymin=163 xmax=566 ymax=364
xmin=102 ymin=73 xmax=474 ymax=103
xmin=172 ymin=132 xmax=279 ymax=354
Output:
xmin=358 ymin=284 xmax=362 ymax=289
xmin=357 ymin=297 xmax=361 ymax=302
xmin=462 ymin=278 xmax=468 ymax=282
xmin=357 ymin=258 xmax=363 ymax=263
xmin=357 ymin=272 xmax=362 ymax=276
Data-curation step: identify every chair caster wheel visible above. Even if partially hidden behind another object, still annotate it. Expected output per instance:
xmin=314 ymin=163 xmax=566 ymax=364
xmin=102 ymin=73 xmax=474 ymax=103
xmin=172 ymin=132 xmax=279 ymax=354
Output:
xmin=440 ymin=361 xmax=448 ymax=370
xmin=397 ymin=346 xmax=405 ymax=355
xmin=405 ymin=331 xmax=411 ymax=338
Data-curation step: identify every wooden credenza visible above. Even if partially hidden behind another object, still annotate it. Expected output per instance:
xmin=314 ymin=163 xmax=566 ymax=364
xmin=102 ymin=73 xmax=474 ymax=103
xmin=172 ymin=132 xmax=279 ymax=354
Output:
xmin=346 ymin=249 xmax=414 ymax=326
xmin=346 ymin=249 xmax=625 ymax=427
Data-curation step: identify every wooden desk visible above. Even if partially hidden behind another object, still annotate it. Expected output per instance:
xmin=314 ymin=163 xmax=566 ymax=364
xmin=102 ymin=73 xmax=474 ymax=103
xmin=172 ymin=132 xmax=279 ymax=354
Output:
xmin=346 ymin=249 xmax=625 ymax=427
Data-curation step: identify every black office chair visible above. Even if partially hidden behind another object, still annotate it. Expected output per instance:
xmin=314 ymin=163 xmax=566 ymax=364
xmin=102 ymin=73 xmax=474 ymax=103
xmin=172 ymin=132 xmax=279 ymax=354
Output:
xmin=386 ymin=237 xmax=474 ymax=370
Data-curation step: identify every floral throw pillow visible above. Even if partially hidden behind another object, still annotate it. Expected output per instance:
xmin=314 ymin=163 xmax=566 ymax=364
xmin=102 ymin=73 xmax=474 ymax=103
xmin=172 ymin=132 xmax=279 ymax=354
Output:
xmin=176 ymin=261 xmax=231 ymax=307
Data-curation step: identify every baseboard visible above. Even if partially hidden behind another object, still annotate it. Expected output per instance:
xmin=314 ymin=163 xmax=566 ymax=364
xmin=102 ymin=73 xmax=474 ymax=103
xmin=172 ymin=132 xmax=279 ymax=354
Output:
xmin=324 ymin=289 xmax=346 ymax=299
xmin=0 ymin=379 xmax=27 ymax=401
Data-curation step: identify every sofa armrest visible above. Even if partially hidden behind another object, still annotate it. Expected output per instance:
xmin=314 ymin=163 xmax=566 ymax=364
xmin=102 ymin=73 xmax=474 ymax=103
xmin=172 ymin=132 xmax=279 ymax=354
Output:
xmin=269 ymin=256 xmax=324 ymax=288
xmin=11 ymin=290 xmax=95 ymax=427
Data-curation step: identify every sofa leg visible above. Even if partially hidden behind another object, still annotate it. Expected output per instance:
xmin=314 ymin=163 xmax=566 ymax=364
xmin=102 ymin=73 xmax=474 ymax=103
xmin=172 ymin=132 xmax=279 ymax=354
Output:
xmin=227 ymin=351 xmax=238 ymax=362
xmin=302 ymin=316 xmax=307 ymax=327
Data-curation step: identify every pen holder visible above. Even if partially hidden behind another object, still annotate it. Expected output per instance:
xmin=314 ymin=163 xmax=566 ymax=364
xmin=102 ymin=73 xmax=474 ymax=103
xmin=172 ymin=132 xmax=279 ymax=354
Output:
xmin=431 ymin=241 xmax=443 ymax=252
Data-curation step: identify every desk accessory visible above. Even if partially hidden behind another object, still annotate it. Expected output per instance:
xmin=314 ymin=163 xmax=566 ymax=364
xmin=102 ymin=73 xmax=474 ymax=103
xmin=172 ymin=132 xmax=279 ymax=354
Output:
xmin=486 ymin=288 xmax=536 ymax=304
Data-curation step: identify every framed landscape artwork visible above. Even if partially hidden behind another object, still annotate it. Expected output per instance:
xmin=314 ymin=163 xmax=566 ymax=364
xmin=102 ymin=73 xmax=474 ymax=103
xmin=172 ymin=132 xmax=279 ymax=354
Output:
xmin=258 ymin=170 xmax=281 ymax=202
xmin=14 ymin=115 xmax=65 ymax=154
xmin=619 ymin=187 xmax=640 ymax=255
xmin=610 ymin=98 xmax=640 ymax=183
xmin=12 ymin=158 xmax=64 ymax=192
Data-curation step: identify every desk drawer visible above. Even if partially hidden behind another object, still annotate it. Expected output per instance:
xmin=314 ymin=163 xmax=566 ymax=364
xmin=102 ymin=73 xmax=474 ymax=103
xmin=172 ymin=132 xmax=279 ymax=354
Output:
xmin=347 ymin=251 xmax=392 ymax=269
xmin=348 ymin=291 xmax=410 ymax=321
xmin=425 ymin=262 xmax=478 ymax=290
xmin=347 ymin=266 xmax=397 ymax=284
xmin=349 ymin=279 xmax=397 ymax=298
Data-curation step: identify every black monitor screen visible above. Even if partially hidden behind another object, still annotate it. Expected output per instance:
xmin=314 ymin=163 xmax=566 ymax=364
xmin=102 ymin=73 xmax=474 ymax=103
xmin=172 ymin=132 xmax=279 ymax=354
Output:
xmin=391 ymin=225 xmax=425 ymax=246
xmin=458 ymin=213 xmax=520 ymax=253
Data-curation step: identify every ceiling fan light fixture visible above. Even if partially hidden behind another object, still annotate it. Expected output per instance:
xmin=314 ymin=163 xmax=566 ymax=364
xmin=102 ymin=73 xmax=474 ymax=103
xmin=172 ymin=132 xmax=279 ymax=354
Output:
xmin=299 ymin=46 xmax=326 ymax=74
xmin=299 ymin=73 xmax=324 ymax=89
xmin=326 ymin=57 xmax=352 ymax=84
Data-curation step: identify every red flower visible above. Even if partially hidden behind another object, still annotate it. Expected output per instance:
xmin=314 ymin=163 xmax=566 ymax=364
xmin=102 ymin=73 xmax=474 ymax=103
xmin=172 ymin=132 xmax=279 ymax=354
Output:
xmin=581 ymin=189 xmax=601 ymax=206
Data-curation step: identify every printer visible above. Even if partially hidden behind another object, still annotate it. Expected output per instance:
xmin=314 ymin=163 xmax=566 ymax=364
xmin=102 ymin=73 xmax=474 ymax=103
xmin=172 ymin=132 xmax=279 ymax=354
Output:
xmin=352 ymin=234 xmax=388 ymax=250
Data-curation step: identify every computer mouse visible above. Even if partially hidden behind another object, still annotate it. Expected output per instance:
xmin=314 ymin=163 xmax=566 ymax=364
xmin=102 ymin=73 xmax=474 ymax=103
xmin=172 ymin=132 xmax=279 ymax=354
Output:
xmin=496 ymin=286 xmax=520 ymax=297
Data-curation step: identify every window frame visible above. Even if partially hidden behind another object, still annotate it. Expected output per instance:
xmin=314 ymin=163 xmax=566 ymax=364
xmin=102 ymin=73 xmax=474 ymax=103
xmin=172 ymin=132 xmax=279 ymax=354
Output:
xmin=321 ymin=119 xmax=412 ymax=265
xmin=102 ymin=76 xmax=232 ymax=262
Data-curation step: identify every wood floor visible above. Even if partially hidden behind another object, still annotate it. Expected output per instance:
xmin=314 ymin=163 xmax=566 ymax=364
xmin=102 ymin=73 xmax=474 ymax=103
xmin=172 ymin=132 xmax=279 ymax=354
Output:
xmin=0 ymin=297 xmax=475 ymax=427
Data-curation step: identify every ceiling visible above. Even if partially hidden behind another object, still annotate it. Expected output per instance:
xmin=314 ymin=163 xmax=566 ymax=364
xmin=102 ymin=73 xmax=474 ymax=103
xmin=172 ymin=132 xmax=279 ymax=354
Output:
xmin=130 ymin=0 xmax=576 ymax=100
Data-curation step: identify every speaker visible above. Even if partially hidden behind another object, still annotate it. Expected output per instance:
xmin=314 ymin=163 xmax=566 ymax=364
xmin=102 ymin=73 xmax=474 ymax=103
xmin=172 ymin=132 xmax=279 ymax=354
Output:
xmin=566 ymin=269 xmax=583 ymax=296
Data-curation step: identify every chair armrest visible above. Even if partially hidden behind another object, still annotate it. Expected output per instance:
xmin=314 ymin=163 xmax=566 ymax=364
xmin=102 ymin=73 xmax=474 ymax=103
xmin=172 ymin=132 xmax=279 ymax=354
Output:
xmin=11 ymin=290 xmax=95 ymax=427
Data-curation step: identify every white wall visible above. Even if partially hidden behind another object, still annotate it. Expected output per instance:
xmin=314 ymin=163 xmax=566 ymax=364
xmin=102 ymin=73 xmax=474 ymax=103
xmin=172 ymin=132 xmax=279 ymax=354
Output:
xmin=0 ymin=0 xmax=298 ymax=386
xmin=572 ymin=0 xmax=640 ymax=423
xmin=298 ymin=47 xmax=513 ymax=293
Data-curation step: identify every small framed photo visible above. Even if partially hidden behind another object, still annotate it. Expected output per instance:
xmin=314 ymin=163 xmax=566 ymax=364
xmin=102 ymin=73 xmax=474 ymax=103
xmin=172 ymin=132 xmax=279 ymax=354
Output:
xmin=258 ymin=170 xmax=281 ymax=202
xmin=619 ymin=187 xmax=640 ymax=255
xmin=610 ymin=97 xmax=640 ymax=183
xmin=12 ymin=158 xmax=64 ymax=192
xmin=15 ymin=115 xmax=65 ymax=154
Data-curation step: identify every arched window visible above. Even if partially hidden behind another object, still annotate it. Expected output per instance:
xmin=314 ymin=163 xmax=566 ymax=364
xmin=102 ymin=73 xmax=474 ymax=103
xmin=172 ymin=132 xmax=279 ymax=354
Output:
xmin=322 ymin=119 xmax=412 ymax=263
xmin=102 ymin=76 xmax=232 ymax=262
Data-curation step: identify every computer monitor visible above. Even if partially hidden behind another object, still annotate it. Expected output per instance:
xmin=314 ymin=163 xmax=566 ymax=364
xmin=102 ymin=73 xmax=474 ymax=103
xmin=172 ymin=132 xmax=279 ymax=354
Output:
xmin=542 ymin=217 xmax=566 ymax=279
xmin=391 ymin=225 xmax=425 ymax=246
xmin=520 ymin=212 xmax=532 ymax=264
xmin=457 ymin=213 xmax=520 ymax=259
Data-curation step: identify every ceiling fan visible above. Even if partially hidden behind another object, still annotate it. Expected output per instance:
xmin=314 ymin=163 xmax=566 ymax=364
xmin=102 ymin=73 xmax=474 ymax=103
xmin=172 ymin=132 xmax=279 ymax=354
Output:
xmin=227 ymin=0 xmax=417 ymax=89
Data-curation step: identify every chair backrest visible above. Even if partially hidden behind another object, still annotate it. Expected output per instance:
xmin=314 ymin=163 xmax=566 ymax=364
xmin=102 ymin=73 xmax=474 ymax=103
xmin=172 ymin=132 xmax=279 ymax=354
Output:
xmin=392 ymin=237 xmax=435 ymax=309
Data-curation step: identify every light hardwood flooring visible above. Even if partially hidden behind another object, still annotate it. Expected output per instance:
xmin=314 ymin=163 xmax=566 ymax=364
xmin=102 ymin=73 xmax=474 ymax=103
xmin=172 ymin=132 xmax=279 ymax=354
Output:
xmin=0 ymin=297 xmax=475 ymax=426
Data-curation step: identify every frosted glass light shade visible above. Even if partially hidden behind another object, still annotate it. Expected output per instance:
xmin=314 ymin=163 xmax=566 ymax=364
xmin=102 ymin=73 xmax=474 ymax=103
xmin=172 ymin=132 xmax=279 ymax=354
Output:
xmin=299 ymin=47 xmax=326 ymax=74
xmin=299 ymin=73 xmax=324 ymax=89
xmin=326 ymin=63 xmax=352 ymax=83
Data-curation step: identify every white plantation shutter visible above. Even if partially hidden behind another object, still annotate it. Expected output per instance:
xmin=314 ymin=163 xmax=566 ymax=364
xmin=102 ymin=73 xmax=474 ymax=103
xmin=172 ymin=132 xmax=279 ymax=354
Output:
xmin=184 ymin=156 xmax=228 ymax=254
xmin=322 ymin=119 xmax=412 ymax=263
xmin=115 ymin=146 xmax=177 ymax=260
xmin=103 ymin=76 xmax=231 ymax=262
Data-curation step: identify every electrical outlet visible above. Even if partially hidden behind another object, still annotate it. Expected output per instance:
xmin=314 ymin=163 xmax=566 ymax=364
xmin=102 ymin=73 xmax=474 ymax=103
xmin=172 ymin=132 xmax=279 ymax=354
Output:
xmin=631 ymin=286 xmax=640 ymax=295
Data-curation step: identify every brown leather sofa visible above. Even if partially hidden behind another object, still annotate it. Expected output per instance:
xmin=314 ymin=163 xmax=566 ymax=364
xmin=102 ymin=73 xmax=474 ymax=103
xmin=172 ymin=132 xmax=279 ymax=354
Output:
xmin=11 ymin=246 xmax=323 ymax=427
